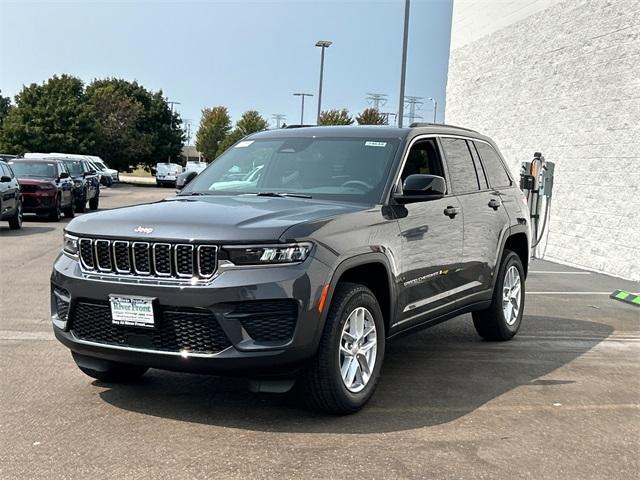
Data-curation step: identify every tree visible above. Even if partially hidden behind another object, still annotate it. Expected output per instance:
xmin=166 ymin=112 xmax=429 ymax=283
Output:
xmin=0 ymin=75 xmax=96 ymax=154
xmin=86 ymin=78 xmax=184 ymax=170
xmin=318 ymin=108 xmax=354 ymax=126
xmin=0 ymin=90 xmax=10 ymax=131
xmin=236 ymin=110 xmax=268 ymax=136
xmin=216 ymin=110 xmax=269 ymax=156
xmin=196 ymin=106 xmax=231 ymax=160
xmin=356 ymin=107 xmax=386 ymax=125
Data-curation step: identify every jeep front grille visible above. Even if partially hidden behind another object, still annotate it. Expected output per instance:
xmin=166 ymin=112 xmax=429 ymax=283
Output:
xmin=78 ymin=238 xmax=218 ymax=281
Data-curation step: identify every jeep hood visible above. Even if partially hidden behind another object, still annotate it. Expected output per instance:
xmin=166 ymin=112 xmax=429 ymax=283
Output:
xmin=66 ymin=195 xmax=367 ymax=242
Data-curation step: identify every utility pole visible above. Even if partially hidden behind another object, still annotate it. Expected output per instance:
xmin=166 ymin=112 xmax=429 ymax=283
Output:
xmin=428 ymin=97 xmax=438 ymax=123
xmin=293 ymin=93 xmax=313 ymax=124
xmin=397 ymin=0 xmax=410 ymax=127
xmin=404 ymin=95 xmax=424 ymax=124
xmin=366 ymin=93 xmax=388 ymax=111
xmin=272 ymin=114 xmax=286 ymax=129
xmin=315 ymin=40 xmax=332 ymax=124
xmin=167 ymin=100 xmax=181 ymax=162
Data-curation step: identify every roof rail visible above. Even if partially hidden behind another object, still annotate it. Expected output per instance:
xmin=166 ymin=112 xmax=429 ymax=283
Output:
xmin=408 ymin=122 xmax=479 ymax=133
xmin=283 ymin=124 xmax=315 ymax=129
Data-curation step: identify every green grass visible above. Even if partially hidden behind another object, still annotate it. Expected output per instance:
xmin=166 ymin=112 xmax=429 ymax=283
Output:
xmin=127 ymin=165 xmax=153 ymax=177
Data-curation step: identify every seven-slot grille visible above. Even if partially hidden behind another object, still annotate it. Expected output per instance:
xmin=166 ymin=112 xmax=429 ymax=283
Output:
xmin=78 ymin=238 xmax=218 ymax=280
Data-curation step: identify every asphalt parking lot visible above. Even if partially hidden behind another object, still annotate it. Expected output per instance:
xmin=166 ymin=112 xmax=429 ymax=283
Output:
xmin=1 ymin=184 xmax=638 ymax=479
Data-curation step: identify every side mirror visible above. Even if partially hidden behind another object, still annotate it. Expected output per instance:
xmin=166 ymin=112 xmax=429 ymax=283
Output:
xmin=59 ymin=172 xmax=70 ymax=179
xmin=0 ymin=175 xmax=11 ymax=183
xmin=393 ymin=174 xmax=446 ymax=204
xmin=88 ymin=169 xmax=97 ymax=175
xmin=177 ymin=171 xmax=198 ymax=190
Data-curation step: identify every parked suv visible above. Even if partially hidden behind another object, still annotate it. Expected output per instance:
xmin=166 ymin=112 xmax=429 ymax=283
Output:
xmin=51 ymin=125 xmax=530 ymax=414
xmin=0 ymin=160 xmax=23 ymax=229
xmin=9 ymin=158 xmax=75 ymax=221
xmin=61 ymin=158 xmax=100 ymax=212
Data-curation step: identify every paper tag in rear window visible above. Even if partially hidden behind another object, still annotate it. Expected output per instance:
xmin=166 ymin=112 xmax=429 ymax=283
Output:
xmin=365 ymin=141 xmax=387 ymax=148
xmin=235 ymin=140 xmax=254 ymax=148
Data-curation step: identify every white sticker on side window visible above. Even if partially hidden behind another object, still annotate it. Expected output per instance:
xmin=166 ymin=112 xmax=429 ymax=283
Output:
xmin=365 ymin=141 xmax=387 ymax=147
xmin=235 ymin=140 xmax=254 ymax=148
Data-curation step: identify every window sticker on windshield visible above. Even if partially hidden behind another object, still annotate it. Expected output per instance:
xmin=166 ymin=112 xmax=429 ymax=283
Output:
xmin=365 ymin=141 xmax=387 ymax=148
xmin=235 ymin=140 xmax=254 ymax=148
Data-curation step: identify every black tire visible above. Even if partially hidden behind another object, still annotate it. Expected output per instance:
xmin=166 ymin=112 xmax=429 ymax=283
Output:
xmin=89 ymin=191 xmax=99 ymax=211
xmin=76 ymin=190 xmax=87 ymax=213
xmin=77 ymin=362 xmax=148 ymax=383
xmin=300 ymin=282 xmax=385 ymax=414
xmin=63 ymin=199 xmax=75 ymax=218
xmin=8 ymin=200 xmax=22 ymax=229
xmin=48 ymin=198 xmax=61 ymax=222
xmin=472 ymin=250 xmax=525 ymax=341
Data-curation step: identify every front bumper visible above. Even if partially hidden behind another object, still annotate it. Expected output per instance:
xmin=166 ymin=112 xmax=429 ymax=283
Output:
xmin=51 ymin=253 xmax=330 ymax=375
xmin=23 ymin=192 xmax=56 ymax=212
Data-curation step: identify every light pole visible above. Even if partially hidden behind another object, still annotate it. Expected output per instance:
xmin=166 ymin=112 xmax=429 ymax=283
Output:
xmin=315 ymin=40 xmax=332 ymax=124
xmin=167 ymin=101 xmax=181 ymax=162
xmin=428 ymin=97 xmax=438 ymax=123
xmin=397 ymin=0 xmax=410 ymax=127
xmin=293 ymin=93 xmax=313 ymax=124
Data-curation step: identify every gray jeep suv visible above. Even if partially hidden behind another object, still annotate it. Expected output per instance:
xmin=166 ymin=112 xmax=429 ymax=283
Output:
xmin=51 ymin=124 xmax=530 ymax=414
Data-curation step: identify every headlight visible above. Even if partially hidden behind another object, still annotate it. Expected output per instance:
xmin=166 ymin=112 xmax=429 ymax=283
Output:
xmin=63 ymin=232 xmax=79 ymax=256
xmin=224 ymin=243 xmax=312 ymax=265
xmin=38 ymin=184 xmax=55 ymax=190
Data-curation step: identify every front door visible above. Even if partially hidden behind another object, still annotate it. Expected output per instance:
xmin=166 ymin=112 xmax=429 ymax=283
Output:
xmin=395 ymin=138 xmax=464 ymax=329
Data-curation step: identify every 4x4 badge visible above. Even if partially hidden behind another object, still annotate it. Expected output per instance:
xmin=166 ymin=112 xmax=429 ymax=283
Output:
xmin=134 ymin=226 xmax=154 ymax=234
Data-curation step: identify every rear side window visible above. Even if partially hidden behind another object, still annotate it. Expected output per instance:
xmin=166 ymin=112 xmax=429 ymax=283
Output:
xmin=440 ymin=138 xmax=480 ymax=194
xmin=475 ymin=142 xmax=512 ymax=188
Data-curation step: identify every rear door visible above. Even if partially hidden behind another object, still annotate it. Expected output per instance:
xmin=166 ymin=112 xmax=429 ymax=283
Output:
xmin=439 ymin=137 xmax=510 ymax=293
xmin=395 ymin=137 xmax=464 ymax=328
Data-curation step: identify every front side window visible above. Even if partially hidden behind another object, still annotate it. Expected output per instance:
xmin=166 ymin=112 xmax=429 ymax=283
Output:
xmin=184 ymin=137 xmax=400 ymax=204
xmin=400 ymin=138 xmax=444 ymax=184
xmin=8 ymin=161 xmax=56 ymax=178
xmin=440 ymin=137 xmax=480 ymax=194
xmin=63 ymin=160 xmax=84 ymax=176
xmin=474 ymin=142 xmax=512 ymax=188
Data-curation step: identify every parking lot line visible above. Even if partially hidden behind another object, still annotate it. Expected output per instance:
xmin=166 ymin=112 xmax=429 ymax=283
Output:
xmin=530 ymin=271 xmax=591 ymax=274
xmin=527 ymin=291 xmax=616 ymax=295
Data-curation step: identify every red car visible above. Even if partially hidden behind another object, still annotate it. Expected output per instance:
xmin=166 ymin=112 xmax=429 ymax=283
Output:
xmin=8 ymin=159 xmax=75 ymax=221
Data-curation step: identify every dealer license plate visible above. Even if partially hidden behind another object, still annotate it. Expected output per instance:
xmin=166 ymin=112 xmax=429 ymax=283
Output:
xmin=109 ymin=295 xmax=155 ymax=329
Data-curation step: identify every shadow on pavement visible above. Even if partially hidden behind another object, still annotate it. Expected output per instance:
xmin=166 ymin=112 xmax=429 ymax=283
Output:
xmin=98 ymin=315 xmax=612 ymax=434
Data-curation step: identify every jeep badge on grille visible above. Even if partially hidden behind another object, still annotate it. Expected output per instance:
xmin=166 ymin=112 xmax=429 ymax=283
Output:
xmin=134 ymin=226 xmax=154 ymax=234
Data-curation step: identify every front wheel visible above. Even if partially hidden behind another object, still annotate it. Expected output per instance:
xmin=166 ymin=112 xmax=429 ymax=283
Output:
xmin=63 ymin=199 xmax=75 ymax=218
xmin=300 ymin=282 xmax=385 ymax=414
xmin=48 ymin=198 xmax=61 ymax=222
xmin=89 ymin=192 xmax=99 ymax=211
xmin=472 ymin=250 xmax=525 ymax=341
xmin=8 ymin=200 xmax=22 ymax=229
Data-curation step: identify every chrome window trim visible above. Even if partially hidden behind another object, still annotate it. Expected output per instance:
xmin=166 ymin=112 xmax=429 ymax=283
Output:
xmin=94 ymin=239 xmax=113 ymax=272
xmin=112 ymin=240 xmax=131 ymax=274
xmin=132 ymin=241 xmax=151 ymax=275
xmin=175 ymin=244 xmax=195 ymax=278
xmin=152 ymin=243 xmax=173 ymax=277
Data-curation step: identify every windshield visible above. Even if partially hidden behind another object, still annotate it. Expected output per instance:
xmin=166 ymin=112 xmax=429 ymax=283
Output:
xmin=183 ymin=137 xmax=400 ymax=203
xmin=63 ymin=160 xmax=84 ymax=176
xmin=9 ymin=161 xmax=56 ymax=178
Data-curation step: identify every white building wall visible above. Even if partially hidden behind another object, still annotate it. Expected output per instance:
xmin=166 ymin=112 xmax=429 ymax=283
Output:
xmin=446 ymin=0 xmax=640 ymax=281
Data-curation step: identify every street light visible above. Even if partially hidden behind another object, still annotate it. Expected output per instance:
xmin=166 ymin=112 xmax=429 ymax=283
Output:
xmin=428 ymin=97 xmax=438 ymax=123
xmin=397 ymin=0 xmax=410 ymax=127
xmin=315 ymin=40 xmax=332 ymax=124
xmin=293 ymin=93 xmax=313 ymax=124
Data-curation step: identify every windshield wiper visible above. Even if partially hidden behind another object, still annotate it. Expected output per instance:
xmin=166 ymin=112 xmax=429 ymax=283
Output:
xmin=255 ymin=192 xmax=312 ymax=199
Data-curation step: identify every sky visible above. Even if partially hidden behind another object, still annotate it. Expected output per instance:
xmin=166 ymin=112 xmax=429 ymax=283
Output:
xmin=0 ymin=0 xmax=453 ymax=140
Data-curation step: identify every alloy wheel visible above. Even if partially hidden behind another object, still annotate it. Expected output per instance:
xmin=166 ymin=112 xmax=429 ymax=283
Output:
xmin=339 ymin=306 xmax=378 ymax=393
xmin=502 ymin=265 xmax=522 ymax=326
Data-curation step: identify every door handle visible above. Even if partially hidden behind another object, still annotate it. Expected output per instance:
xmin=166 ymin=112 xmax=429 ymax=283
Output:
xmin=488 ymin=198 xmax=502 ymax=210
xmin=443 ymin=206 xmax=460 ymax=218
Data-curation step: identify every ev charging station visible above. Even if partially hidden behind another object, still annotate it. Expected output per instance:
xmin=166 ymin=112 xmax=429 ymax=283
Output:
xmin=520 ymin=152 xmax=555 ymax=259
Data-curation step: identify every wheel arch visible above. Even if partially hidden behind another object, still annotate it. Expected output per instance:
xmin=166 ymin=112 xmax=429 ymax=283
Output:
xmin=324 ymin=253 xmax=397 ymax=336
xmin=501 ymin=228 xmax=530 ymax=278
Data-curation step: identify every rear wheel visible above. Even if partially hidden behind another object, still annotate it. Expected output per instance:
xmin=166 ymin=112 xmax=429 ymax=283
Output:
xmin=8 ymin=200 xmax=22 ymax=229
xmin=472 ymin=250 xmax=525 ymax=341
xmin=300 ymin=282 xmax=385 ymax=414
